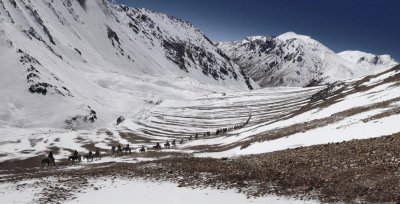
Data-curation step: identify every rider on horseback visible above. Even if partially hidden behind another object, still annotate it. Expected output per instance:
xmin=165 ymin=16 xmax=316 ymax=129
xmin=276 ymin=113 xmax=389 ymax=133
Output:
xmin=172 ymin=139 xmax=176 ymax=146
xmin=48 ymin=151 xmax=55 ymax=162
xmin=94 ymin=147 xmax=101 ymax=160
xmin=122 ymin=143 xmax=131 ymax=154
xmin=42 ymin=151 xmax=55 ymax=167
xmin=85 ymin=150 xmax=94 ymax=161
xmin=73 ymin=150 xmax=78 ymax=157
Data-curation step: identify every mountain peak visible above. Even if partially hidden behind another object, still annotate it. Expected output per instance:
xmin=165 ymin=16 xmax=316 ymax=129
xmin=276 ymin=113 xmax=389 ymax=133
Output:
xmin=217 ymin=33 xmax=397 ymax=87
xmin=338 ymin=50 xmax=398 ymax=71
xmin=245 ymin=36 xmax=268 ymax=42
xmin=243 ymin=32 xmax=312 ymax=43
xmin=277 ymin=31 xmax=299 ymax=38
xmin=277 ymin=31 xmax=307 ymax=40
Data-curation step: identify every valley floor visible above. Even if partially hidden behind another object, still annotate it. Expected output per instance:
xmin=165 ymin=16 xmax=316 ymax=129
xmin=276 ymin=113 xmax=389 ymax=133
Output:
xmin=1 ymin=131 xmax=400 ymax=203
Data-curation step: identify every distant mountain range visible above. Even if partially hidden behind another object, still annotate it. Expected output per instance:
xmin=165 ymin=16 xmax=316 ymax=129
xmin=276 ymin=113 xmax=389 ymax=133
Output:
xmin=217 ymin=32 xmax=398 ymax=87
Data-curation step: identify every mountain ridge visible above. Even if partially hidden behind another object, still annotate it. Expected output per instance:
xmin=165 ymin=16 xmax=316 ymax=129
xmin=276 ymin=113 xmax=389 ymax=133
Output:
xmin=217 ymin=32 xmax=398 ymax=87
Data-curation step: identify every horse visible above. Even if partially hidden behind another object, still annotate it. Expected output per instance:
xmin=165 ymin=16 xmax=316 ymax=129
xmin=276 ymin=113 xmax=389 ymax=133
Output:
xmin=139 ymin=147 xmax=146 ymax=153
xmin=83 ymin=153 xmax=93 ymax=162
xmin=114 ymin=148 xmax=123 ymax=157
xmin=172 ymin=139 xmax=176 ymax=147
xmin=153 ymin=143 xmax=161 ymax=151
xmin=179 ymin=139 xmax=184 ymax=144
xmin=41 ymin=157 xmax=55 ymax=167
xmin=68 ymin=155 xmax=81 ymax=165
xmin=93 ymin=151 xmax=101 ymax=160
xmin=111 ymin=146 xmax=116 ymax=156
xmin=164 ymin=142 xmax=170 ymax=149
xmin=122 ymin=147 xmax=131 ymax=154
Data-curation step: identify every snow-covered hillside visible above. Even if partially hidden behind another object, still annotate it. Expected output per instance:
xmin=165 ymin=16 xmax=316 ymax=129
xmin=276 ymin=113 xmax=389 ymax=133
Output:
xmin=0 ymin=0 xmax=256 ymax=129
xmin=190 ymin=64 xmax=400 ymax=158
xmin=338 ymin=50 xmax=398 ymax=73
xmin=217 ymin=32 xmax=398 ymax=87
xmin=130 ymin=86 xmax=321 ymax=139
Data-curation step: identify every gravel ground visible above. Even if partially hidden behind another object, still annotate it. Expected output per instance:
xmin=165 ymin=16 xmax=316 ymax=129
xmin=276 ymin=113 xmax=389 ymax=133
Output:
xmin=2 ymin=132 xmax=400 ymax=203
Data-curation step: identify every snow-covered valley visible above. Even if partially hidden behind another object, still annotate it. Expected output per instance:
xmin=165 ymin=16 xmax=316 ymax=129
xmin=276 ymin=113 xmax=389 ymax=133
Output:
xmin=5 ymin=62 xmax=399 ymax=162
xmin=2 ymin=63 xmax=400 ymax=203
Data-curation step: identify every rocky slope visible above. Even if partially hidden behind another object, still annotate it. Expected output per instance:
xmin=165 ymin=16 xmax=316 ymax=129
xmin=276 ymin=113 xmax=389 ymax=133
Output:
xmin=217 ymin=32 xmax=398 ymax=87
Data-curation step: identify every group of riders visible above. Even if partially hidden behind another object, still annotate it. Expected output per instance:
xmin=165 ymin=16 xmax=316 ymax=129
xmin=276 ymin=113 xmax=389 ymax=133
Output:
xmin=152 ymin=139 xmax=180 ymax=151
xmin=43 ymin=147 xmax=102 ymax=167
xmin=111 ymin=143 xmax=133 ymax=155
xmin=42 ymin=129 xmax=226 ymax=167
xmin=42 ymin=114 xmax=252 ymax=167
xmin=42 ymin=142 xmax=151 ymax=167
xmin=73 ymin=148 xmax=101 ymax=161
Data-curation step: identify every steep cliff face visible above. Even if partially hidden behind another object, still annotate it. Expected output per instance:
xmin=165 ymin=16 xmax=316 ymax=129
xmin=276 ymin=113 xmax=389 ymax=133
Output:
xmin=217 ymin=32 xmax=398 ymax=87
xmin=0 ymin=0 xmax=255 ymax=129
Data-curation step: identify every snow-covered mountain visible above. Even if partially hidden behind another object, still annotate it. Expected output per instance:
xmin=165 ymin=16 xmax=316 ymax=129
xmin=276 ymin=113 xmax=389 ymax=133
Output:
xmin=217 ymin=32 xmax=398 ymax=87
xmin=2 ymin=3 xmax=400 ymax=202
xmin=0 ymin=0 xmax=256 ymax=129
xmin=338 ymin=50 xmax=398 ymax=73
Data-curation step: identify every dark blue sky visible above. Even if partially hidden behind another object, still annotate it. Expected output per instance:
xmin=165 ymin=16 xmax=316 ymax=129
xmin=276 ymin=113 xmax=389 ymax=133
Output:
xmin=116 ymin=0 xmax=399 ymax=60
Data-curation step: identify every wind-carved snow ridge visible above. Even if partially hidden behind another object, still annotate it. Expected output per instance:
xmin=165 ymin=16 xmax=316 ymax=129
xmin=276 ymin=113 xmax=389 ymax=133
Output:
xmin=217 ymin=32 xmax=398 ymax=87
xmin=129 ymin=87 xmax=322 ymax=138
